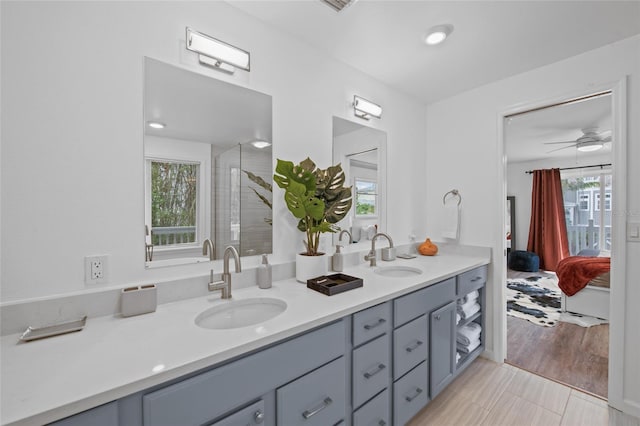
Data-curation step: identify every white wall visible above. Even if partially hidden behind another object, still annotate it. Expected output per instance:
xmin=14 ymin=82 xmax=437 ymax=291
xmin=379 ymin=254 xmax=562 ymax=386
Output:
xmin=507 ymin=154 xmax=611 ymax=251
xmin=0 ymin=1 xmax=427 ymax=301
xmin=425 ymin=35 xmax=640 ymax=414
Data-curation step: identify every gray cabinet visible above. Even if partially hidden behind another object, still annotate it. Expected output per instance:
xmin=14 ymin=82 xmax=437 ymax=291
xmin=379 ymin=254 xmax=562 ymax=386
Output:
xmin=353 ymin=389 xmax=390 ymax=426
xmin=47 ymin=402 xmax=118 ymax=426
xmin=352 ymin=334 xmax=391 ymax=409
xmin=429 ymin=301 xmax=457 ymax=398
xmin=209 ymin=400 xmax=266 ymax=426
xmin=392 ymin=361 xmax=429 ymax=426
xmin=393 ymin=314 xmax=428 ymax=379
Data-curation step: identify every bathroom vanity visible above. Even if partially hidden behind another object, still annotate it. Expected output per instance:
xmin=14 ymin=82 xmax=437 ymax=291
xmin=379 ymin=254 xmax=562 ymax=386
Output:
xmin=1 ymin=249 xmax=488 ymax=426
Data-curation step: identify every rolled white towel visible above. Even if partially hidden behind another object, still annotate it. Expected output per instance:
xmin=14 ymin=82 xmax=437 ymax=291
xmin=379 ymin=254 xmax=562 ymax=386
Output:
xmin=456 ymin=352 xmax=461 ymax=364
xmin=456 ymin=312 xmax=461 ymax=325
xmin=457 ymin=302 xmax=481 ymax=320
xmin=457 ymin=290 xmax=479 ymax=305
xmin=457 ymin=322 xmax=482 ymax=346
xmin=457 ymin=338 xmax=481 ymax=354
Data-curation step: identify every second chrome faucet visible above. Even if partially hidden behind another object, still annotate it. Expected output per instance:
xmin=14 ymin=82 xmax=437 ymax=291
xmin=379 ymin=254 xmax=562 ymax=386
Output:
xmin=364 ymin=232 xmax=396 ymax=267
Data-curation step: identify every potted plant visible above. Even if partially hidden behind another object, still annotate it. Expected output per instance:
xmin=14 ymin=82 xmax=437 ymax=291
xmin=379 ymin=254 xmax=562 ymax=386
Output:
xmin=274 ymin=157 xmax=352 ymax=281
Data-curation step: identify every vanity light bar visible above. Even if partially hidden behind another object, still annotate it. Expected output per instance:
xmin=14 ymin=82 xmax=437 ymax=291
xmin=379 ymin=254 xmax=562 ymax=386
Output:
xmin=186 ymin=27 xmax=250 ymax=72
xmin=353 ymin=95 xmax=382 ymax=120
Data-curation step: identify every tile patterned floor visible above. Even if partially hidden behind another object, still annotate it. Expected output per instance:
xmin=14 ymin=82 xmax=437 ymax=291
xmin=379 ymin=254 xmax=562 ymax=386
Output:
xmin=408 ymin=358 xmax=640 ymax=426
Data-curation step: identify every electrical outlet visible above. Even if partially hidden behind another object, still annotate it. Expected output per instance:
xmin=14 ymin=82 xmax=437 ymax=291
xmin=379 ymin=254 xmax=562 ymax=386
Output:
xmin=85 ymin=255 xmax=109 ymax=284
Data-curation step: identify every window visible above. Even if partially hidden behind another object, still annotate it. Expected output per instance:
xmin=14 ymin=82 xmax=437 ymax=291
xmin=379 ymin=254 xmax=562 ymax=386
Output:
xmin=354 ymin=178 xmax=377 ymax=217
xmin=579 ymin=193 xmax=590 ymax=211
xmin=150 ymin=160 xmax=199 ymax=246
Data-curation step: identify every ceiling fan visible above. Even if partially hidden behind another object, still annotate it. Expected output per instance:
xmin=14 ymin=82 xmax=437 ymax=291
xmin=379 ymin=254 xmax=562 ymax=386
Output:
xmin=544 ymin=127 xmax=611 ymax=153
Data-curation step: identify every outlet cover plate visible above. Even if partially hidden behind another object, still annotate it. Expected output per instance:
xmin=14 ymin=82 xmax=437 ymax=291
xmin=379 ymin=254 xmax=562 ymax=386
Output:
xmin=85 ymin=255 xmax=109 ymax=284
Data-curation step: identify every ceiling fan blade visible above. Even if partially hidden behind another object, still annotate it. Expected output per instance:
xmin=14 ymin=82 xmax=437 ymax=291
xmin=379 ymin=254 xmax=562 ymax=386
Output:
xmin=546 ymin=144 xmax=577 ymax=153
xmin=543 ymin=140 xmax=578 ymax=145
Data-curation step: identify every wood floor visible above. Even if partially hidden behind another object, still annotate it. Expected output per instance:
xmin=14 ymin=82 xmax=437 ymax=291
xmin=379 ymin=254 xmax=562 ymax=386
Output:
xmin=506 ymin=315 xmax=609 ymax=398
xmin=408 ymin=357 xmax=639 ymax=426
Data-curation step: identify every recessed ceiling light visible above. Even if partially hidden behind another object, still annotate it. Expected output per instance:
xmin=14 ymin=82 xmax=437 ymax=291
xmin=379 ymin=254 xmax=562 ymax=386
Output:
xmin=147 ymin=121 xmax=165 ymax=129
xmin=425 ymin=24 xmax=454 ymax=45
xmin=250 ymin=140 xmax=271 ymax=149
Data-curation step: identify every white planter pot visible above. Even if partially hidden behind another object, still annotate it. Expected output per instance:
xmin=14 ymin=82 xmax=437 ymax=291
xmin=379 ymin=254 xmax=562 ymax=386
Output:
xmin=296 ymin=253 xmax=328 ymax=283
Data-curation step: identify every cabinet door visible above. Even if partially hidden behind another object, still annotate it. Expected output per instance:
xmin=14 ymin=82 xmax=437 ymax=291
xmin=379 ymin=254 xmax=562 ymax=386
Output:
xmin=48 ymin=402 xmax=118 ymax=426
xmin=429 ymin=301 xmax=456 ymax=398
xmin=352 ymin=334 xmax=390 ymax=409
xmin=209 ymin=400 xmax=266 ymax=426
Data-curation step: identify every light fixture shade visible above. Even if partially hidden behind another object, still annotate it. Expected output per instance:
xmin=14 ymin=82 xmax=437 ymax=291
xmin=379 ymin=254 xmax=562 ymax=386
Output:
xmin=577 ymin=141 xmax=604 ymax=152
xmin=425 ymin=24 xmax=454 ymax=45
xmin=353 ymin=95 xmax=382 ymax=120
xmin=250 ymin=140 xmax=272 ymax=149
xmin=186 ymin=27 xmax=250 ymax=72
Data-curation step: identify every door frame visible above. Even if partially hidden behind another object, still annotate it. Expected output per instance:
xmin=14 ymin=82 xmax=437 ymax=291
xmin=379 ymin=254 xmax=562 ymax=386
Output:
xmin=495 ymin=77 xmax=627 ymax=409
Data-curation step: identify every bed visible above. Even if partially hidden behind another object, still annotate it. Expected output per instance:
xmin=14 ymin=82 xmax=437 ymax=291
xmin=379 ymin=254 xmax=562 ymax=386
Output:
xmin=557 ymin=255 xmax=611 ymax=320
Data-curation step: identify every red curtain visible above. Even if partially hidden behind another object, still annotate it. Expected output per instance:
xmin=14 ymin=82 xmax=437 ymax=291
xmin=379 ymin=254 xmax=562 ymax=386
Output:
xmin=527 ymin=168 xmax=570 ymax=271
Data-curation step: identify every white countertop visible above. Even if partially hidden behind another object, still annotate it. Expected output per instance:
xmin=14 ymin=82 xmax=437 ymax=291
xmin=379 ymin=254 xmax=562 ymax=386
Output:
xmin=1 ymin=251 xmax=489 ymax=426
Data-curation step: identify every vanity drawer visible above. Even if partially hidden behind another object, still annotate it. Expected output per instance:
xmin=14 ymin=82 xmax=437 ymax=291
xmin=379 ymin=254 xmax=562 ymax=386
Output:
xmin=210 ymin=399 xmax=265 ymax=426
xmin=394 ymin=278 xmax=456 ymax=327
xmin=353 ymin=302 xmax=392 ymax=347
xmin=393 ymin=314 xmax=428 ymax=379
xmin=457 ymin=265 xmax=487 ymax=296
xmin=277 ymin=357 xmax=346 ymax=426
xmin=393 ymin=361 xmax=429 ymax=426
xmin=352 ymin=333 xmax=391 ymax=409
xmin=353 ymin=388 xmax=390 ymax=426
xmin=143 ymin=321 xmax=345 ymax=426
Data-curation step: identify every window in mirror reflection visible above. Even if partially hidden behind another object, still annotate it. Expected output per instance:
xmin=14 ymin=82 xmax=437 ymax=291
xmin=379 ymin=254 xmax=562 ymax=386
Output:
xmin=355 ymin=179 xmax=378 ymax=217
xmin=150 ymin=160 xmax=198 ymax=246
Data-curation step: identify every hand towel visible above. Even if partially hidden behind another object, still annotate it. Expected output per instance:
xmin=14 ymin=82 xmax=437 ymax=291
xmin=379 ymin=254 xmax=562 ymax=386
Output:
xmin=456 ymin=352 xmax=461 ymax=364
xmin=442 ymin=201 xmax=459 ymax=239
xmin=456 ymin=322 xmax=482 ymax=346
xmin=456 ymin=312 xmax=461 ymax=325
xmin=457 ymin=302 xmax=481 ymax=320
xmin=457 ymin=337 xmax=481 ymax=354
xmin=457 ymin=290 xmax=479 ymax=305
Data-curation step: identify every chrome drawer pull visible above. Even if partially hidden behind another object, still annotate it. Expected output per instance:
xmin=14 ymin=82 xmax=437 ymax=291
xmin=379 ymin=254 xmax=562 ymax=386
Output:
xmin=434 ymin=315 xmax=441 ymax=321
xmin=254 ymin=410 xmax=264 ymax=424
xmin=378 ymin=421 xmax=386 ymax=426
xmin=363 ymin=318 xmax=386 ymax=330
xmin=405 ymin=387 xmax=423 ymax=402
xmin=363 ymin=363 xmax=386 ymax=379
xmin=405 ymin=340 xmax=424 ymax=353
xmin=471 ymin=276 xmax=483 ymax=282
xmin=302 ymin=397 xmax=332 ymax=419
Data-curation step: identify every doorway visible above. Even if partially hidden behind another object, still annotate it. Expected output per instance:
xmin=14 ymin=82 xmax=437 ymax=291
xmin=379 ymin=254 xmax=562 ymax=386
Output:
xmin=501 ymin=88 xmax=623 ymax=400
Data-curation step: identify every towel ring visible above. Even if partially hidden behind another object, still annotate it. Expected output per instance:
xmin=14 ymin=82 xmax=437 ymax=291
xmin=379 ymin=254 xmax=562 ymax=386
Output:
xmin=443 ymin=189 xmax=462 ymax=206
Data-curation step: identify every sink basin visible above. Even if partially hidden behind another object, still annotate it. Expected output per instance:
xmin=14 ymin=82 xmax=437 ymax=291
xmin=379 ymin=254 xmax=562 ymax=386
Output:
xmin=373 ymin=265 xmax=423 ymax=278
xmin=195 ymin=298 xmax=287 ymax=330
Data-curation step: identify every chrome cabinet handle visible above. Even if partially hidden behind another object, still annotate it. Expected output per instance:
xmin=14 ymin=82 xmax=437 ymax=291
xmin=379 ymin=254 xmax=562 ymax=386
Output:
xmin=405 ymin=340 xmax=424 ymax=353
xmin=253 ymin=410 xmax=264 ymax=424
xmin=363 ymin=363 xmax=386 ymax=379
xmin=471 ymin=276 xmax=483 ymax=282
xmin=434 ymin=315 xmax=441 ymax=321
xmin=378 ymin=421 xmax=386 ymax=426
xmin=302 ymin=397 xmax=332 ymax=419
xmin=405 ymin=387 xmax=423 ymax=402
xmin=363 ymin=318 xmax=386 ymax=330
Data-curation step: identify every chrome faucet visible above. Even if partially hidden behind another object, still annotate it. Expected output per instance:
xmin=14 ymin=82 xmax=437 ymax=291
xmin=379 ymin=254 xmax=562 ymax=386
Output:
xmin=338 ymin=229 xmax=352 ymax=244
xmin=202 ymin=239 xmax=215 ymax=261
xmin=364 ymin=232 xmax=396 ymax=267
xmin=208 ymin=246 xmax=242 ymax=299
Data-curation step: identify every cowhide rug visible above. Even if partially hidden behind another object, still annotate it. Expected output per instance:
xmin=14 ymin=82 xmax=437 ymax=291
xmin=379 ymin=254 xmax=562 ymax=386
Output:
xmin=506 ymin=275 xmax=562 ymax=327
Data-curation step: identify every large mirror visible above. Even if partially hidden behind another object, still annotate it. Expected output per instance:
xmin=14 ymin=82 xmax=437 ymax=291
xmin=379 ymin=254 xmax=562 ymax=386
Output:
xmin=332 ymin=116 xmax=387 ymax=246
xmin=144 ymin=58 xmax=273 ymax=267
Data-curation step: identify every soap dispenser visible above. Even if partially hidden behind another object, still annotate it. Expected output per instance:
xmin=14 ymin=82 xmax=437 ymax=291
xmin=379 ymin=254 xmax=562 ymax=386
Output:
xmin=332 ymin=245 xmax=344 ymax=272
xmin=257 ymin=254 xmax=272 ymax=289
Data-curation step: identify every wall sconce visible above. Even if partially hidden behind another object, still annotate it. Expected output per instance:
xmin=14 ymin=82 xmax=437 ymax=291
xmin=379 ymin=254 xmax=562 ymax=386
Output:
xmin=186 ymin=27 xmax=250 ymax=73
xmin=353 ymin=95 xmax=382 ymax=120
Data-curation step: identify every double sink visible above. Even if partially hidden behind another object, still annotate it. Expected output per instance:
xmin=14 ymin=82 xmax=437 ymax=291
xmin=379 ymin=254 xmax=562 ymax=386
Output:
xmin=195 ymin=262 xmax=424 ymax=330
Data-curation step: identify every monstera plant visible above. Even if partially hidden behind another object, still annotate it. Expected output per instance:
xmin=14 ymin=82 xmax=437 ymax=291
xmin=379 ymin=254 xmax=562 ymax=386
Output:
xmin=274 ymin=157 xmax=352 ymax=256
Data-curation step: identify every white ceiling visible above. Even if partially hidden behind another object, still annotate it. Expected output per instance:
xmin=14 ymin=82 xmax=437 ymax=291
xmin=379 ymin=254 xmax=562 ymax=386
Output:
xmin=228 ymin=0 xmax=638 ymax=163
xmin=228 ymin=0 xmax=640 ymax=104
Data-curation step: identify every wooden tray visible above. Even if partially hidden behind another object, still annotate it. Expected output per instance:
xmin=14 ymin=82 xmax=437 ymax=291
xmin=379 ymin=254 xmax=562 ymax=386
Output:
xmin=307 ymin=273 xmax=363 ymax=296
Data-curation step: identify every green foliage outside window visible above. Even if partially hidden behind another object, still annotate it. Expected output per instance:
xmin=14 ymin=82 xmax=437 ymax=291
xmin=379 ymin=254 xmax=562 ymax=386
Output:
xmin=151 ymin=161 xmax=197 ymax=245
